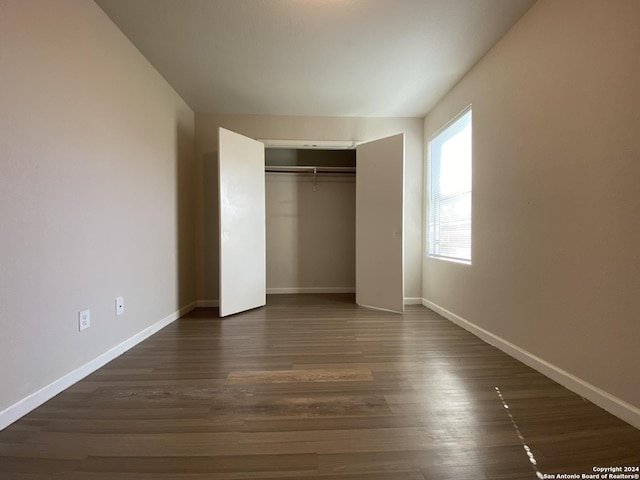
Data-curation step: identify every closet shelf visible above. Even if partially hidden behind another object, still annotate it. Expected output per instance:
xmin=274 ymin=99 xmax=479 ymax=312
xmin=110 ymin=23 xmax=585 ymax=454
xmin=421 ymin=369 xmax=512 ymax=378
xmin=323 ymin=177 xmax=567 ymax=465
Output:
xmin=265 ymin=165 xmax=355 ymax=174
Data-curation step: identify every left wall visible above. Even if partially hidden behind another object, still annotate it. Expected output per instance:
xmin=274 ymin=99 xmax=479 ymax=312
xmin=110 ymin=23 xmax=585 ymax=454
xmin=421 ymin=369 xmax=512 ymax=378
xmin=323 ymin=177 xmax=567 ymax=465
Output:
xmin=0 ymin=0 xmax=196 ymax=428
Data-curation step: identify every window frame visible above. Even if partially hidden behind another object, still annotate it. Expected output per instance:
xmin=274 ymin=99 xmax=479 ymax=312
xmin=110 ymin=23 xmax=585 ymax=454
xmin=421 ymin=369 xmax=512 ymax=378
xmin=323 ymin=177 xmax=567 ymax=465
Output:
xmin=426 ymin=106 xmax=473 ymax=264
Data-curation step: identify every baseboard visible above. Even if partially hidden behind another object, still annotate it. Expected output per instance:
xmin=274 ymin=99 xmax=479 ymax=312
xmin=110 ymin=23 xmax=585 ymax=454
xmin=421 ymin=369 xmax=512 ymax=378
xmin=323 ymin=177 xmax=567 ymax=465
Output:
xmin=358 ymin=303 xmax=404 ymax=314
xmin=404 ymin=297 xmax=422 ymax=305
xmin=266 ymin=287 xmax=356 ymax=294
xmin=196 ymin=300 xmax=219 ymax=307
xmin=0 ymin=302 xmax=196 ymax=431
xmin=421 ymin=298 xmax=640 ymax=430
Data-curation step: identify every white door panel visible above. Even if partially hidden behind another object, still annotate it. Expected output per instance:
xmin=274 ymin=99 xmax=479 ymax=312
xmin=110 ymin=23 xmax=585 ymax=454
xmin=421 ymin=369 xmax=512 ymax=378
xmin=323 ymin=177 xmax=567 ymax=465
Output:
xmin=356 ymin=134 xmax=404 ymax=313
xmin=218 ymin=128 xmax=266 ymax=317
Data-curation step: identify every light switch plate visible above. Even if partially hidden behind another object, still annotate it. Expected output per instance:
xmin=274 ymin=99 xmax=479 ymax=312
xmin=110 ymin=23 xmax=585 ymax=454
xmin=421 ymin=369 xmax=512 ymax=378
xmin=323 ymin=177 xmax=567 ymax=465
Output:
xmin=115 ymin=297 xmax=124 ymax=316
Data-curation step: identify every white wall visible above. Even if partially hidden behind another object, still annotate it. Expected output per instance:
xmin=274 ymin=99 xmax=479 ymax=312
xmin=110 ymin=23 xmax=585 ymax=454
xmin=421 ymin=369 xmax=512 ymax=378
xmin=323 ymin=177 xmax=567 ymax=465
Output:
xmin=195 ymin=114 xmax=424 ymax=304
xmin=0 ymin=0 xmax=196 ymax=426
xmin=423 ymin=0 xmax=640 ymax=426
xmin=266 ymin=171 xmax=356 ymax=293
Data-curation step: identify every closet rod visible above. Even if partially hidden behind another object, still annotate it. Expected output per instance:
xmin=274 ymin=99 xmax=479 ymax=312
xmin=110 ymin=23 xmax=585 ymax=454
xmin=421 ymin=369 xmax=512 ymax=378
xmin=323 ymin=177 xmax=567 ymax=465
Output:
xmin=264 ymin=165 xmax=355 ymax=174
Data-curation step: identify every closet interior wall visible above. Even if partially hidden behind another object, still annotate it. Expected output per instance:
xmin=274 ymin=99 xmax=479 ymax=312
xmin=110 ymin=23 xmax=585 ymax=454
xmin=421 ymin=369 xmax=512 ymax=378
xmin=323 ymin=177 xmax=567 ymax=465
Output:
xmin=265 ymin=148 xmax=356 ymax=294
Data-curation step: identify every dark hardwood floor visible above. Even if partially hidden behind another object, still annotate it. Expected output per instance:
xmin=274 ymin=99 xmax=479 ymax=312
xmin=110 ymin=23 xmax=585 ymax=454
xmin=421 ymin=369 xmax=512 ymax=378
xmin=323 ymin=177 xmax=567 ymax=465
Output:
xmin=1 ymin=294 xmax=638 ymax=479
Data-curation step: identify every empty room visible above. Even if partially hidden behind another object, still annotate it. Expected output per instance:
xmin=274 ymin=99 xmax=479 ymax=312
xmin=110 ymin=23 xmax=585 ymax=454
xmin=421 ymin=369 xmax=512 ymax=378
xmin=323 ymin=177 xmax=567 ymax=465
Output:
xmin=1 ymin=0 xmax=639 ymax=478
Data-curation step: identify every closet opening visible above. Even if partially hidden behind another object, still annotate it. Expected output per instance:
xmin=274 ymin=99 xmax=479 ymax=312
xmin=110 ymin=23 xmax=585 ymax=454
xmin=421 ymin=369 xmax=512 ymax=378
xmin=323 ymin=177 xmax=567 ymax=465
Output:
xmin=264 ymin=148 xmax=356 ymax=296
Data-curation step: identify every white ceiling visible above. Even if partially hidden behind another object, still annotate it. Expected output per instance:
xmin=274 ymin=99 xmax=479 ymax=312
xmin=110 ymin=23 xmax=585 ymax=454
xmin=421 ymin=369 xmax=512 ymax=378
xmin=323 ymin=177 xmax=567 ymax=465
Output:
xmin=95 ymin=0 xmax=536 ymax=118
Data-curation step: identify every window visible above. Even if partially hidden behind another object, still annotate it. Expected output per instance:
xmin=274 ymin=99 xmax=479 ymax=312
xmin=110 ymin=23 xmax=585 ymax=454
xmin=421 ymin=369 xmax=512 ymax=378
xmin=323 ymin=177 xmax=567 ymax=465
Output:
xmin=427 ymin=108 xmax=472 ymax=263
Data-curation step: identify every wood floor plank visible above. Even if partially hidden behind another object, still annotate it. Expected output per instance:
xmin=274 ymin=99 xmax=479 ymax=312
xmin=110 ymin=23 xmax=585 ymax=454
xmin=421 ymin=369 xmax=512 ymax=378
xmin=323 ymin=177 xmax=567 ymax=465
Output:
xmin=0 ymin=294 xmax=638 ymax=479
xmin=61 ymin=471 xmax=428 ymax=480
xmin=226 ymin=368 xmax=374 ymax=384
xmin=77 ymin=453 xmax=318 ymax=474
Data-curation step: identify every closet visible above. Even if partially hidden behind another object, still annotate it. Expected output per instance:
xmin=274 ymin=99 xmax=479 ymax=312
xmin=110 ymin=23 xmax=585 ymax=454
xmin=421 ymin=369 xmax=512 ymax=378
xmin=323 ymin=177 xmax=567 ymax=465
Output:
xmin=218 ymin=127 xmax=404 ymax=318
xmin=264 ymin=148 xmax=356 ymax=297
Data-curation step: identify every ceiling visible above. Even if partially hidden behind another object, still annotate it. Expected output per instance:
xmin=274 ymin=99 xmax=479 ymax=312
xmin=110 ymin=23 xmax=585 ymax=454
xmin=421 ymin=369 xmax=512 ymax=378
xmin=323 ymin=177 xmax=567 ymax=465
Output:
xmin=95 ymin=0 xmax=536 ymax=118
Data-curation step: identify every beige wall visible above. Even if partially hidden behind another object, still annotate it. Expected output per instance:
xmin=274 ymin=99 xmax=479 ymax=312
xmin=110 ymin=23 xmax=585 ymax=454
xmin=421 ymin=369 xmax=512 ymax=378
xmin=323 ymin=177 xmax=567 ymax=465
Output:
xmin=196 ymin=114 xmax=424 ymax=303
xmin=266 ymin=173 xmax=356 ymax=293
xmin=0 ymin=0 xmax=196 ymax=416
xmin=424 ymin=0 xmax=640 ymax=417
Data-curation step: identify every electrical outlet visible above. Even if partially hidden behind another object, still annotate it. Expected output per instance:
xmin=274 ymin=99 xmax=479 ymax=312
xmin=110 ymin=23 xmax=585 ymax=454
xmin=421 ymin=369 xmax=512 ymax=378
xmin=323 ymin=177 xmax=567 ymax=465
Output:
xmin=115 ymin=296 xmax=124 ymax=316
xmin=78 ymin=309 xmax=90 ymax=331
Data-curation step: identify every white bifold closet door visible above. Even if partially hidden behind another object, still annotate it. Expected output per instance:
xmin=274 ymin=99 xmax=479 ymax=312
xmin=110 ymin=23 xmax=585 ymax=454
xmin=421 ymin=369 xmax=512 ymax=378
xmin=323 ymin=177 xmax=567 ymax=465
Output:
xmin=355 ymin=134 xmax=405 ymax=314
xmin=217 ymin=128 xmax=404 ymax=317
xmin=218 ymin=127 xmax=266 ymax=317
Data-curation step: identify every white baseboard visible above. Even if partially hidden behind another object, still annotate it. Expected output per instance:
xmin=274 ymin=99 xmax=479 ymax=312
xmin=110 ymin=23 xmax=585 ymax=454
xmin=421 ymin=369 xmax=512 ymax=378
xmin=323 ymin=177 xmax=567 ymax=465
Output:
xmin=0 ymin=302 xmax=196 ymax=431
xmin=266 ymin=287 xmax=355 ymax=294
xmin=358 ymin=303 xmax=404 ymax=314
xmin=404 ymin=297 xmax=422 ymax=305
xmin=196 ymin=300 xmax=219 ymax=307
xmin=421 ymin=298 xmax=640 ymax=429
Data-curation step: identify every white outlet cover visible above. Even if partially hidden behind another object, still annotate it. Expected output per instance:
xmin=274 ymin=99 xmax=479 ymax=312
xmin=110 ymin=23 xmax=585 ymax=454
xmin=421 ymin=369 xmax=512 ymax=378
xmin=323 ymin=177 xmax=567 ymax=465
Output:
xmin=115 ymin=297 xmax=124 ymax=316
xmin=79 ymin=309 xmax=90 ymax=331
